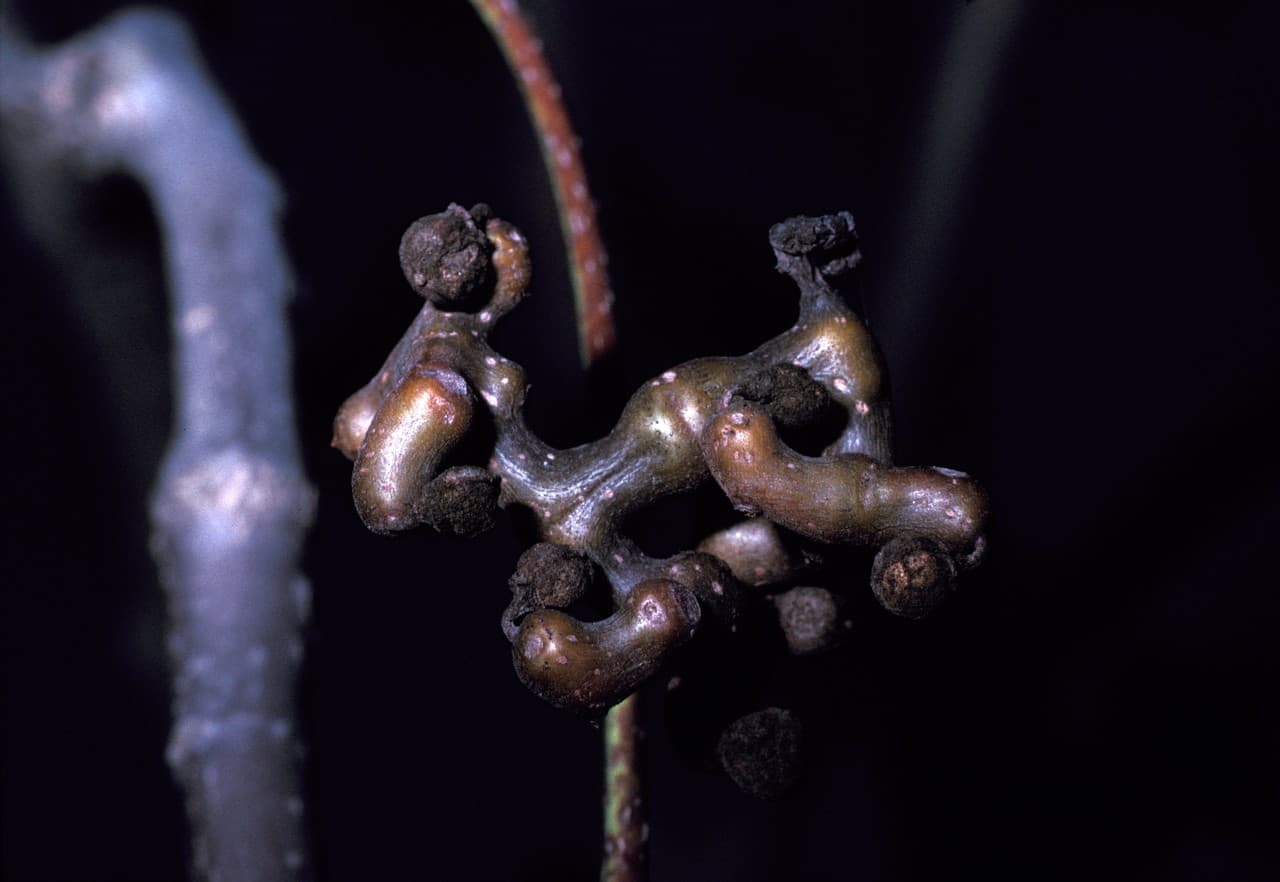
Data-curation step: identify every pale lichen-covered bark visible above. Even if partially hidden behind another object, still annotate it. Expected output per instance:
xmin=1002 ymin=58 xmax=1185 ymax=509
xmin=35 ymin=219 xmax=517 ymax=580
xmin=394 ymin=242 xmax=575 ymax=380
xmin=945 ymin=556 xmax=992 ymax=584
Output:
xmin=2 ymin=10 xmax=314 ymax=881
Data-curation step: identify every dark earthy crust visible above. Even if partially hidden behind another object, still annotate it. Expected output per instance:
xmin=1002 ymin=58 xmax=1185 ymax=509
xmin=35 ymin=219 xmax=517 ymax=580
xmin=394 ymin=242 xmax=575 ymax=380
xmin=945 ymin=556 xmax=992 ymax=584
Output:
xmin=716 ymin=708 xmax=804 ymax=800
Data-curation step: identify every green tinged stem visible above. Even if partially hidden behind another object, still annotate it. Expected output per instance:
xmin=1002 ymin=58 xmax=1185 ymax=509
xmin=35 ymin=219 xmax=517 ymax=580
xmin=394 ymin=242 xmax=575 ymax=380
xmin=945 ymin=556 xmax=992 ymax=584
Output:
xmin=602 ymin=693 xmax=645 ymax=882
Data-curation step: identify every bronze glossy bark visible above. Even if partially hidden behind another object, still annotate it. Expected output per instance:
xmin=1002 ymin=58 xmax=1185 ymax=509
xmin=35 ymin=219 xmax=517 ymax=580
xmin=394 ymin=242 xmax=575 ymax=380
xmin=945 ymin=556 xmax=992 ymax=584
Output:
xmin=512 ymin=580 xmax=701 ymax=715
xmin=701 ymin=401 xmax=987 ymax=560
xmin=337 ymin=208 xmax=990 ymax=720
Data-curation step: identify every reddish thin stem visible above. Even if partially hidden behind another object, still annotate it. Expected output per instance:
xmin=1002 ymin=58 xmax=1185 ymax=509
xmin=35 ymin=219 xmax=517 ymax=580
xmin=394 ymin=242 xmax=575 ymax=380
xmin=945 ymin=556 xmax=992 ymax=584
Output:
xmin=469 ymin=0 xmax=617 ymax=367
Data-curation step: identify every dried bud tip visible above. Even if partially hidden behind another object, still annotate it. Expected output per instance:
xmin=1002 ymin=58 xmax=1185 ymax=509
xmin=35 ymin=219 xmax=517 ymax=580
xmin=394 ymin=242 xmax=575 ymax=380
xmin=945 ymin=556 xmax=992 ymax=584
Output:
xmin=735 ymin=363 xmax=833 ymax=429
xmin=399 ymin=203 xmax=492 ymax=307
xmin=509 ymin=542 xmax=594 ymax=609
xmin=419 ymin=466 xmax=499 ymax=537
xmin=769 ymin=211 xmax=862 ymax=279
xmin=871 ymin=536 xmax=957 ymax=620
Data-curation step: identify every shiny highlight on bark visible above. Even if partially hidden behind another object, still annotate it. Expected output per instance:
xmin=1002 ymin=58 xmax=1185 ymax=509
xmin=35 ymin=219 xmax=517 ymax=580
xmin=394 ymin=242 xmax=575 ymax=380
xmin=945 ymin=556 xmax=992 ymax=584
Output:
xmin=512 ymin=580 xmax=700 ymax=715
xmin=352 ymin=366 xmax=474 ymax=533
xmin=701 ymin=402 xmax=988 ymax=561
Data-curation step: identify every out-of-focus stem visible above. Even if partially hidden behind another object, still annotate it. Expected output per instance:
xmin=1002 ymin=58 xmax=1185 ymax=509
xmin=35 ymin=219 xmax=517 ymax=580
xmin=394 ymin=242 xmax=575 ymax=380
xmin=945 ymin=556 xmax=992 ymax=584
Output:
xmin=602 ymin=692 xmax=645 ymax=882
xmin=1 ymin=11 xmax=313 ymax=881
xmin=469 ymin=0 xmax=617 ymax=367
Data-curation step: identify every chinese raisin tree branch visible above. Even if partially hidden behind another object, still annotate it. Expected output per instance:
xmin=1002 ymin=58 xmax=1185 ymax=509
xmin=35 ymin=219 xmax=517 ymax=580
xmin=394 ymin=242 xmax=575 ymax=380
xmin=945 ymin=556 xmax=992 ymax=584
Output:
xmin=1 ymin=11 xmax=314 ymax=882
xmin=335 ymin=202 xmax=989 ymax=865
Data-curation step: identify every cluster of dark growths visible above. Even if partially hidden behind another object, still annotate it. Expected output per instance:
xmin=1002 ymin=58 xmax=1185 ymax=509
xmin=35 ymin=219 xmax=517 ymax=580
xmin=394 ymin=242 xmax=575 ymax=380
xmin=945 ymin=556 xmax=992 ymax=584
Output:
xmin=333 ymin=204 xmax=989 ymax=798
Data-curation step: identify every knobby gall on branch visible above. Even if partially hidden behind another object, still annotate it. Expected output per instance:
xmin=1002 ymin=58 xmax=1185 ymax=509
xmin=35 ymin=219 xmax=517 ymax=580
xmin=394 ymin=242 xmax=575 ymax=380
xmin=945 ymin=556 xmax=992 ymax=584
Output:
xmin=333 ymin=202 xmax=989 ymax=778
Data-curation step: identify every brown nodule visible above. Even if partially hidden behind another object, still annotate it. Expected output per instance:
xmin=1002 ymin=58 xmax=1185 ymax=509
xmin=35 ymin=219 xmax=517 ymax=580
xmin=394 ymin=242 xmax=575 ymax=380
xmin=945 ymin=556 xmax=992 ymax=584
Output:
xmin=735 ymin=363 xmax=833 ymax=430
xmin=871 ymin=536 xmax=957 ymax=620
xmin=774 ymin=586 xmax=845 ymax=655
xmin=716 ymin=707 xmax=804 ymax=800
xmin=510 ymin=542 xmax=595 ymax=609
xmin=399 ymin=203 xmax=493 ymax=308
xmin=698 ymin=520 xmax=806 ymax=588
xmin=503 ymin=542 xmax=596 ymax=640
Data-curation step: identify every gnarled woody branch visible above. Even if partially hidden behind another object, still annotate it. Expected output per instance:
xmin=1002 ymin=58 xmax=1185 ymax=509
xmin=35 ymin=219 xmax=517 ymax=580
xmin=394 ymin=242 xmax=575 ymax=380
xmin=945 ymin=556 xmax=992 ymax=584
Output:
xmin=2 ymin=11 xmax=313 ymax=882
xmin=334 ymin=204 xmax=989 ymax=719
xmin=701 ymin=402 xmax=986 ymax=555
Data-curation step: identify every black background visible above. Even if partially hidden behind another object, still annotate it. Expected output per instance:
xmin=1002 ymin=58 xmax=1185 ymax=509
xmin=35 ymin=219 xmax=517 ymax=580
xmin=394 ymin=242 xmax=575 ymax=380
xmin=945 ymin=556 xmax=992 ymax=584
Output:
xmin=4 ymin=1 xmax=1278 ymax=880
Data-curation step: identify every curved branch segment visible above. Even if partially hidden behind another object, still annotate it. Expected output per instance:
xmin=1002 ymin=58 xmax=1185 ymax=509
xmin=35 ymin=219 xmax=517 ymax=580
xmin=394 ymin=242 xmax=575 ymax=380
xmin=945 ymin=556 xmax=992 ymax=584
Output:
xmin=352 ymin=365 xmax=478 ymax=533
xmin=512 ymin=579 xmax=700 ymax=715
xmin=701 ymin=401 xmax=988 ymax=562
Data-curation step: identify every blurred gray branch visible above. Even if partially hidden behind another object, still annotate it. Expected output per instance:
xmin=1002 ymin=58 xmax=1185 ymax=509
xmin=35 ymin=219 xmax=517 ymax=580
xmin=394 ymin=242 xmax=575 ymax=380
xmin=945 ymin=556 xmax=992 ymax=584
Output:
xmin=1 ymin=9 xmax=314 ymax=881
